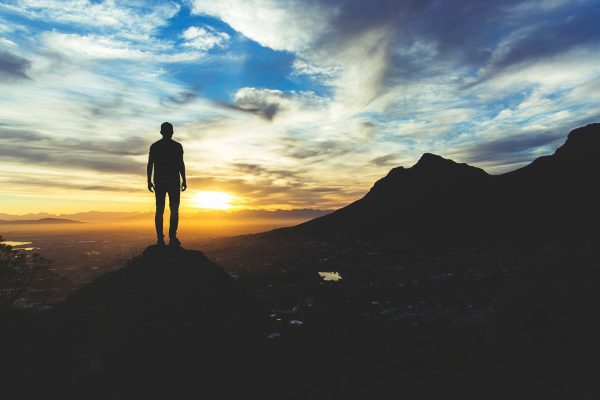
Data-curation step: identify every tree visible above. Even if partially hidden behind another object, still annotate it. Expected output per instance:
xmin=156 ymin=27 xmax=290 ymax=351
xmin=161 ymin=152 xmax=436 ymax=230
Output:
xmin=0 ymin=236 xmax=50 ymax=307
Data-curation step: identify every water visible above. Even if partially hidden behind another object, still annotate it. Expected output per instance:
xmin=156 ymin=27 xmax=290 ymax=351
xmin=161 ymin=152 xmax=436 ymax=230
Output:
xmin=318 ymin=271 xmax=342 ymax=281
xmin=1 ymin=241 xmax=37 ymax=251
xmin=3 ymin=241 xmax=32 ymax=246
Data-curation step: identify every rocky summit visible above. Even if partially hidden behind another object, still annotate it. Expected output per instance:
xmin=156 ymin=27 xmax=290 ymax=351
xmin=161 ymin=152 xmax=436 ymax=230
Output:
xmin=36 ymin=245 xmax=268 ymax=397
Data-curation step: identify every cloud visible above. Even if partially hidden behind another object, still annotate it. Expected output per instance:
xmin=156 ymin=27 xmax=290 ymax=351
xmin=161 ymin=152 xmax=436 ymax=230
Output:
xmin=291 ymin=57 xmax=341 ymax=79
xmin=39 ymin=32 xmax=148 ymax=61
xmin=371 ymin=154 xmax=398 ymax=166
xmin=188 ymin=0 xmax=399 ymax=108
xmin=161 ymin=91 xmax=198 ymax=106
xmin=190 ymin=0 xmax=600 ymax=110
xmin=0 ymin=127 xmax=152 ymax=173
xmin=223 ymin=87 xmax=325 ymax=121
xmin=186 ymin=172 xmax=360 ymax=209
xmin=0 ymin=127 xmax=45 ymax=141
xmin=1 ymin=126 xmax=152 ymax=155
xmin=231 ymin=162 xmax=303 ymax=180
xmin=279 ymin=136 xmax=355 ymax=160
xmin=0 ymin=50 xmax=30 ymax=80
xmin=181 ymin=26 xmax=230 ymax=50
xmin=58 ymin=136 xmax=151 ymax=157
xmin=5 ymin=177 xmax=137 ymax=193
xmin=454 ymin=130 xmax=566 ymax=171
xmin=232 ymin=88 xmax=282 ymax=120
xmin=38 ymin=31 xmax=202 ymax=63
xmin=467 ymin=14 xmax=600 ymax=88
xmin=189 ymin=0 xmax=334 ymax=52
xmin=0 ymin=143 xmax=144 ymax=174
xmin=3 ymin=0 xmax=181 ymax=40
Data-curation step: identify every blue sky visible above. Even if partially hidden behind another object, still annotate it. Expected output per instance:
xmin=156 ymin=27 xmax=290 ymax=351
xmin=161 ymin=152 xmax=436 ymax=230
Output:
xmin=1 ymin=0 xmax=600 ymax=213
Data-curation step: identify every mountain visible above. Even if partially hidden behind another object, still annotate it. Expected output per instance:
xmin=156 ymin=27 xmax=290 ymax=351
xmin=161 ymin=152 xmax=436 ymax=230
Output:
xmin=0 ymin=209 xmax=332 ymax=223
xmin=0 ymin=218 xmax=82 ymax=224
xmin=31 ymin=245 xmax=267 ymax=396
xmin=497 ymin=123 xmax=600 ymax=211
xmin=0 ymin=212 xmax=57 ymax=220
xmin=287 ymin=123 xmax=600 ymax=239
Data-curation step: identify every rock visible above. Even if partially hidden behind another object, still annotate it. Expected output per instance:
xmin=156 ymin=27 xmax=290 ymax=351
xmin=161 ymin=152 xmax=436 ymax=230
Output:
xmin=44 ymin=245 xmax=267 ymax=390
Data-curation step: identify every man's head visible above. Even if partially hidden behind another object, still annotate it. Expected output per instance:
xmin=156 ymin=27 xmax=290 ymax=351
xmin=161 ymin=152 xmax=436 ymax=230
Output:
xmin=160 ymin=122 xmax=174 ymax=138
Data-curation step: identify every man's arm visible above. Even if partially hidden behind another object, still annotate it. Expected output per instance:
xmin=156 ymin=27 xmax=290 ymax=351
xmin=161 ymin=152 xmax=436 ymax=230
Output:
xmin=147 ymin=151 xmax=154 ymax=192
xmin=179 ymin=145 xmax=187 ymax=191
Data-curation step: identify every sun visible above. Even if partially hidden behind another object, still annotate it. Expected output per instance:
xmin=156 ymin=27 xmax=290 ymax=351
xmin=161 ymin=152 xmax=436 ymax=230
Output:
xmin=193 ymin=191 xmax=234 ymax=210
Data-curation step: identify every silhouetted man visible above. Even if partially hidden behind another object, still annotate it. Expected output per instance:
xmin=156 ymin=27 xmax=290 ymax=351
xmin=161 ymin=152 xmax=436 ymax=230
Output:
xmin=147 ymin=122 xmax=187 ymax=246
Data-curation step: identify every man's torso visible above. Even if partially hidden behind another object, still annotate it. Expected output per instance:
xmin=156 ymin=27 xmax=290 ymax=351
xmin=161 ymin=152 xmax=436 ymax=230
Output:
xmin=150 ymin=138 xmax=183 ymax=188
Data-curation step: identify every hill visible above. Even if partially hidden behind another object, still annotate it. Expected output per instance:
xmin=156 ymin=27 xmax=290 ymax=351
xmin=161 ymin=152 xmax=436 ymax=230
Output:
xmin=0 ymin=209 xmax=332 ymax=223
xmin=20 ymin=245 xmax=269 ymax=397
xmin=287 ymin=123 xmax=600 ymax=239
xmin=0 ymin=218 xmax=82 ymax=224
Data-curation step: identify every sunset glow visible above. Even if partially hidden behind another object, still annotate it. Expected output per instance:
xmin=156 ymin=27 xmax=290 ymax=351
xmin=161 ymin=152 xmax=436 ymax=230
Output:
xmin=193 ymin=191 xmax=234 ymax=210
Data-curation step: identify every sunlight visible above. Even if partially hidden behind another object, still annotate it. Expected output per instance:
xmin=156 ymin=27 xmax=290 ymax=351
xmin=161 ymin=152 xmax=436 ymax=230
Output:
xmin=192 ymin=191 xmax=234 ymax=210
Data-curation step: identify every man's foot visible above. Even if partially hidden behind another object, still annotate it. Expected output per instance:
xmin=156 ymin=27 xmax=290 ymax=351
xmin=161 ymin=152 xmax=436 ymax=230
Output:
xmin=157 ymin=237 xmax=166 ymax=246
xmin=169 ymin=236 xmax=181 ymax=247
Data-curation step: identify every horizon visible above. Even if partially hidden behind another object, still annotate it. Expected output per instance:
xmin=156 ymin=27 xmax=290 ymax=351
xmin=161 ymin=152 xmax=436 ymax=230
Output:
xmin=0 ymin=207 xmax=335 ymax=238
xmin=0 ymin=207 xmax=334 ymax=218
xmin=2 ymin=1 xmax=600 ymax=215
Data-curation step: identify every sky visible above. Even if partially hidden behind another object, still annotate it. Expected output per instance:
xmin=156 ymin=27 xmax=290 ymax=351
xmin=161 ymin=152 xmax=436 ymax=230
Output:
xmin=1 ymin=0 xmax=600 ymax=214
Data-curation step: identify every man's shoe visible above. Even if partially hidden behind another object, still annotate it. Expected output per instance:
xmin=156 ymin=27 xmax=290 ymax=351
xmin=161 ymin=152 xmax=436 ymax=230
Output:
xmin=157 ymin=237 xmax=166 ymax=246
xmin=169 ymin=237 xmax=181 ymax=247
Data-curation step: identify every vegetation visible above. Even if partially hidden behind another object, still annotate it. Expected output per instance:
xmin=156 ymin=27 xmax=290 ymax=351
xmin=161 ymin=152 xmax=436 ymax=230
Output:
xmin=0 ymin=236 xmax=51 ymax=307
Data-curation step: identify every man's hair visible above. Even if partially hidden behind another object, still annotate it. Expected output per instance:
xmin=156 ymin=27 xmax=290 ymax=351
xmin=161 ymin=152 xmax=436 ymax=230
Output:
xmin=160 ymin=122 xmax=174 ymax=136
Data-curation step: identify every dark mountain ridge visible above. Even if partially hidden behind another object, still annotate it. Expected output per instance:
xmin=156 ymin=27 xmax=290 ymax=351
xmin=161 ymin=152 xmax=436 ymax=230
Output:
xmin=288 ymin=123 xmax=600 ymax=239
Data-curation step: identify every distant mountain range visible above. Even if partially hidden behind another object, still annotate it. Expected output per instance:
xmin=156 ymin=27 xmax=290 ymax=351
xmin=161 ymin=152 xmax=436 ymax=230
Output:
xmin=285 ymin=123 xmax=600 ymax=239
xmin=0 ymin=218 xmax=82 ymax=224
xmin=0 ymin=209 xmax=332 ymax=223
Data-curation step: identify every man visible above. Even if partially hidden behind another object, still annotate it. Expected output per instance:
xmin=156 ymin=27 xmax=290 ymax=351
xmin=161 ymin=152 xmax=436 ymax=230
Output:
xmin=147 ymin=122 xmax=187 ymax=246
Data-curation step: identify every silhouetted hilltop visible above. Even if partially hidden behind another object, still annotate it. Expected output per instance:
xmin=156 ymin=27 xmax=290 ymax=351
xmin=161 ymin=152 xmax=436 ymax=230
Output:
xmin=366 ymin=152 xmax=488 ymax=206
xmin=289 ymin=123 xmax=600 ymax=238
xmin=553 ymin=122 xmax=600 ymax=158
xmin=0 ymin=217 xmax=82 ymax=224
xmin=41 ymin=245 xmax=267 ymax=393
xmin=498 ymin=123 xmax=600 ymax=212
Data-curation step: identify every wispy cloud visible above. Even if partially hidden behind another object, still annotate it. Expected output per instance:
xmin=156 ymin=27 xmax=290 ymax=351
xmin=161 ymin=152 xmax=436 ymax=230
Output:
xmin=181 ymin=26 xmax=230 ymax=50
xmin=0 ymin=50 xmax=30 ymax=80
xmin=459 ymin=131 xmax=565 ymax=166
xmin=2 ymin=0 xmax=181 ymax=39
xmin=371 ymin=154 xmax=398 ymax=167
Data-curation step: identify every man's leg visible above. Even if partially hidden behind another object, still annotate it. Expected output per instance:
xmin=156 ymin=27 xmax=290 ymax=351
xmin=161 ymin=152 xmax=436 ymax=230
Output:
xmin=168 ymin=187 xmax=181 ymax=240
xmin=155 ymin=188 xmax=167 ymax=241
